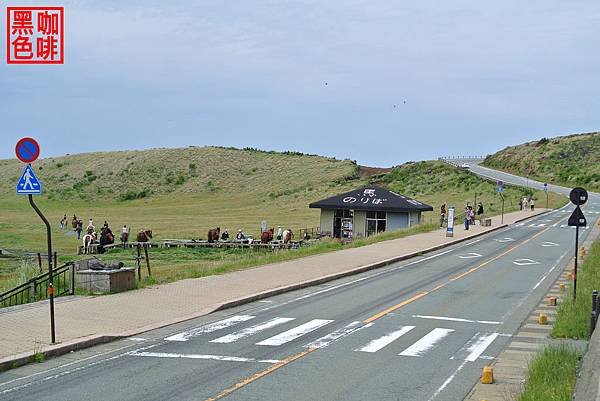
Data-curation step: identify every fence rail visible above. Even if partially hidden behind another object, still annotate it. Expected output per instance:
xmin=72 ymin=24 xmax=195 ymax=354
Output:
xmin=0 ymin=263 xmax=75 ymax=308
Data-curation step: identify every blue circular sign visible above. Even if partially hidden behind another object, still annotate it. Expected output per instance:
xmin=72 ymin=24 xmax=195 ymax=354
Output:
xmin=15 ymin=137 xmax=40 ymax=163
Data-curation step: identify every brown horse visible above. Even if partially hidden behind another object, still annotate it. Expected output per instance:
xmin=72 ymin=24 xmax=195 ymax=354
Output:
xmin=261 ymin=228 xmax=274 ymax=244
xmin=137 ymin=230 xmax=153 ymax=242
xmin=207 ymin=227 xmax=220 ymax=243
xmin=283 ymin=229 xmax=294 ymax=244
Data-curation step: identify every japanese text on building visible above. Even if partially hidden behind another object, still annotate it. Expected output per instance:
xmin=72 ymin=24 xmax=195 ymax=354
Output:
xmin=6 ymin=6 xmax=64 ymax=64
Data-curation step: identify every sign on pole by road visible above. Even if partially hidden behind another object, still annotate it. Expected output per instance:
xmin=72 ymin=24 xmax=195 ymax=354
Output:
xmin=544 ymin=183 xmax=548 ymax=192
xmin=14 ymin=137 xmax=56 ymax=344
xmin=570 ymin=187 xmax=588 ymax=206
xmin=568 ymin=207 xmax=587 ymax=227
xmin=15 ymin=137 xmax=41 ymax=163
xmin=446 ymin=207 xmax=455 ymax=237
xmin=497 ymin=180 xmax=503 ymax=193
xmin=16 ymin=165 xmax=42 ymax=195
xmin=569 ymin=187 xmax=588 ymax=302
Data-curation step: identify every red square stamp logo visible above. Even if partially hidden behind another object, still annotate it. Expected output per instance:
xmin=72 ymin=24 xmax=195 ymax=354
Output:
xmin=6 ymin=6 xmax=64 ymax=64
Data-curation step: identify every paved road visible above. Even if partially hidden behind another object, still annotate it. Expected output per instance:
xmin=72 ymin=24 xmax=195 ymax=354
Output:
xmin=2 ymin=201 xmax=599 ymax=401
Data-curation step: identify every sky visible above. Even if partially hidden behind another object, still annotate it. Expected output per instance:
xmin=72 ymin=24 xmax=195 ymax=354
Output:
xmin=2 ymin=1 xmax=600 ymax=166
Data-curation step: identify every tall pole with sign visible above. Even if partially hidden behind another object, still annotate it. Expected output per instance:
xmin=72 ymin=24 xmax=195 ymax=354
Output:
xmin=544 ymin=183 xmax=548 ymax=209
xmin=497 ymin=181 xmax=504 ymax=224
xmin=568 ymin=187 xmax=588 ymax=302
xmin=15 ymin=138 xmax=55 ymax=343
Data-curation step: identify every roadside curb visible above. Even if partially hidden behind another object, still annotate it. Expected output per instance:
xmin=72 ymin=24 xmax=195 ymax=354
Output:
xmin=0 ymin=210 xmax=551 ymax=372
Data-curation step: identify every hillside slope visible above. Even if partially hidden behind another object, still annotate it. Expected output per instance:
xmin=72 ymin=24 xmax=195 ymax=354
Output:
xmin=483 ymin=132 xmax=600 ymax=192
xmin=0 ymin=146 xmax=359 ymax=200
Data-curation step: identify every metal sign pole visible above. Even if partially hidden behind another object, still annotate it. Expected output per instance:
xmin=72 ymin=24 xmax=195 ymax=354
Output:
xmin=501 ymin=194 xmax=504 ymax=224
xmin=574 ymin=223 xmax=579 ymax=302
xmin=28 ymin=194 xmax=55 ymax=343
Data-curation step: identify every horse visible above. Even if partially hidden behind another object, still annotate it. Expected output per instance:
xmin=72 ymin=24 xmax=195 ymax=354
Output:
xmin=82 ymin=232 xmax=97 ymax=254
xmin=100 ymin=229 xmax=114 ymax=247
xmin=137 ymin=230 xmax=153 ymax=242
xmin=261 ymin=228 xmax=274 ymax=244
xmin=282 ymin=229 xmax=294 ymax=244
xmin=207 ymin=227 xmax=220 ymax=243
xmin=120 ymin=231 xmax=129 ymax=244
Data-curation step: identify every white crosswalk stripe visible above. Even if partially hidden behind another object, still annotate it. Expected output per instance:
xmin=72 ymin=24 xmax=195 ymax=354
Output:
xmin=306 ymin=321 xmax=365 ymax=349
xmin=399 ymin=328 xmax=454 ymax=357
xmin=257 ymin=319 xmax=334 ymax=346
xmin=452 ymin=333 xmax=499 ymax=362
xmin=356 ymin=326 xmax=415 ymax=353
xmin=164 ymin=315 xmax=255 ymax=342
xmin=210 ymin=317 xmax=295 ymax=344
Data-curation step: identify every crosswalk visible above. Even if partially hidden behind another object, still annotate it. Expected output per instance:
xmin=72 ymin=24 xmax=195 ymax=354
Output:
xmin=155 ymin=315 xmax=505 ymax=363
xmin=515 ymin=222 xmax=589 ymax=229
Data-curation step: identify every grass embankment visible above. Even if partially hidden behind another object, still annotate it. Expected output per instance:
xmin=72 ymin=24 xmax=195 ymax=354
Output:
xmin=483 ymin=132 xmax=600 ymax=192
xmin=518 ymin=236 xmax=600 ymax=400
xmin=553 ymin=239 xmax=600 ymax=338
xmin=518 ymin=344 xmax=581 ymax=401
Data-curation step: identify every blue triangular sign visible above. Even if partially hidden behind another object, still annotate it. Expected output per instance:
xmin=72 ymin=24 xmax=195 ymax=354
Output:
xmin=16 ymin=165 xmax=42 ymax=195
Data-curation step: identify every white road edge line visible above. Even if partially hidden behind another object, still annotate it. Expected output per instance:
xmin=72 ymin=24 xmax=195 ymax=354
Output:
xmin=412 ymin=315 xmax=502 ymax=325
xmin=427 ymin=360 xmax=468 ymax=401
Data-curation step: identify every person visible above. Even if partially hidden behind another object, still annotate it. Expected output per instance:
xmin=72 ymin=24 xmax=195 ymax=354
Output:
xmin=519 ymin=197 xmax=523 ymax=211
xmin=530 ymin=197 xmax=535 ymax=211
xmin=121 ymin=225 xmax=129 ymax=244
xmin=236 ymin=229 xmax=245 ymax=241
xmin=276 ymin=226 xmax=283 ymax=240
xmin=522 ymin=197 xmax=528 ymax=211
xmin=476 ymin=203 xmax=484 ymax=224
xmin=76 ymin=220 xmax=83 ymax=240
xmin=87 ymin=218 xmax=95 ymax=235
xmin=221 ymin=230 xmax=230 ymax=241
xmin=468 ymin=205 xmax=475 ymax=225
xmin=60 ymin=214 xmax=67 ymax=229
xmin=464 ymin=206 xmax=470 ymax=230
xmin=440 ymin=204 xmax=447 ymax=228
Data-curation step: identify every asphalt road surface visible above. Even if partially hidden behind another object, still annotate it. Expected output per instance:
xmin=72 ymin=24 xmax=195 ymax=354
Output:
xmin=1 ymin=191 xmax=599 ymax=400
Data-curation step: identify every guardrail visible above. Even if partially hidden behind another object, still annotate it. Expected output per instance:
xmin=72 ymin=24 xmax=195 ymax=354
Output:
xmin=0 ymin=262 xmax=75 ymax=308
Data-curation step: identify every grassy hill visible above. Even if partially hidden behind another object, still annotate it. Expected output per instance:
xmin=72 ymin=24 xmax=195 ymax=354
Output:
xmin=376 ymin=160 xmax=557 ymax=220
xmin=483 ymin=132 xmax=600 ymax=192
xmin=0 ymin=146 xmax=360 ymax=200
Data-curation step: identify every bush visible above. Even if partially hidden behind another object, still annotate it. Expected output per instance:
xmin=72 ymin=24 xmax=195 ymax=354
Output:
xmin=119 ymin=189 xmax=152 ymax=201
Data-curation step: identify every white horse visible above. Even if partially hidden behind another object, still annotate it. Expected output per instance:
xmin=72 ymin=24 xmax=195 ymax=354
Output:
xmin=82 ymin=232 xmax=97 ymax=254
xmin=282 ymin=229 xmax=294 ymax=244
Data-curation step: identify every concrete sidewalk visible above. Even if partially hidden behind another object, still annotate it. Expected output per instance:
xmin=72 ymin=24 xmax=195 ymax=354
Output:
xmin=0 ymin=209 xmax=549 ymax=367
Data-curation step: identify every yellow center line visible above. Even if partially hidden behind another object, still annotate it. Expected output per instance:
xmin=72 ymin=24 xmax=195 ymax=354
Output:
xmin=204 ymin=348 xmax=317 ymax=401
xmin=362 ymin=222 xmax=556 ymax=324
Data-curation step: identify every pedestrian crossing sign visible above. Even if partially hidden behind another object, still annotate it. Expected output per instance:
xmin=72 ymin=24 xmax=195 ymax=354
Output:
xmin=16 ymin=165 xmax=42 ymax=195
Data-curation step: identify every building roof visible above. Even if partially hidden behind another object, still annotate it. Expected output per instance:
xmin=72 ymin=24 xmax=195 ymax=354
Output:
xmin=309 ymin=185 xmax=433 ymax=213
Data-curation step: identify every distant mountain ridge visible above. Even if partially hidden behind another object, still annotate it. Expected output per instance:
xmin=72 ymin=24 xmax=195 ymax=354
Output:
xmin=483 ymin=132 xmax=600 ymax=192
